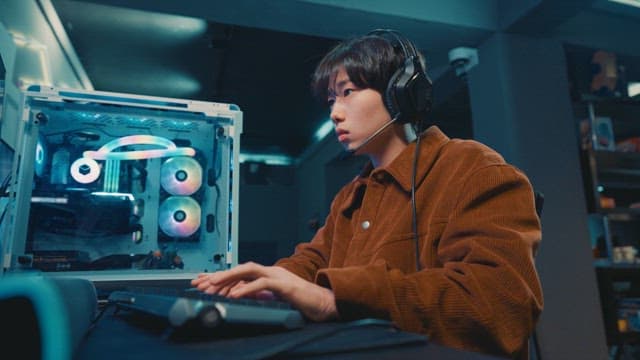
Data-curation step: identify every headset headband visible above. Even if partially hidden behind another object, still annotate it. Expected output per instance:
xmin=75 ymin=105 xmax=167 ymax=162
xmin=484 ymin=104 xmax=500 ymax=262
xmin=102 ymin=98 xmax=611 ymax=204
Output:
xmin=366 ymin=29 xmax=432 ymax=124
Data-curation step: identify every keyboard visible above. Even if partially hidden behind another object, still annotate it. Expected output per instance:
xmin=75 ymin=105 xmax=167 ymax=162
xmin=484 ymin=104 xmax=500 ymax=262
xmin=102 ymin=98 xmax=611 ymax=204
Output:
xmin=107 ymin=286 xmax=305 ymax=332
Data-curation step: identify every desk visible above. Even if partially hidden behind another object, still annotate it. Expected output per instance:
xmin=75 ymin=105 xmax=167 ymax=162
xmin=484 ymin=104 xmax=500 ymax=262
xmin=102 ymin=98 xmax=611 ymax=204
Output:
xmin=76 ymin=307 xmax=501 ymax=360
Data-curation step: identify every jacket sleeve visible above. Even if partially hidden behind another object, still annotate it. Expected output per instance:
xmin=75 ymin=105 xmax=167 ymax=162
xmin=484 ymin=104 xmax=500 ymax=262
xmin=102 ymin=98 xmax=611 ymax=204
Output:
xmin=313 ymin=165 xmax=543 ymax=358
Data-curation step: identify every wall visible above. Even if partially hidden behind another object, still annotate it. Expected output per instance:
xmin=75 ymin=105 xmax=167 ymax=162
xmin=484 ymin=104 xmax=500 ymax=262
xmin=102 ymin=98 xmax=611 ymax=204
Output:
xmin=294 ymin=136 xmax=344 ymax=247
xmin=468 ymin=32 xmax=609 ymax=359
xmin=238 ymin=163 xmax=298 ymax=264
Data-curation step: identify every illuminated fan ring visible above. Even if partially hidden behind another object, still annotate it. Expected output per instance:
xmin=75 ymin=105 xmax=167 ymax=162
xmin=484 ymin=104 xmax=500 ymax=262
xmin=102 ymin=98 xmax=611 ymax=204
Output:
xmin=158 ymin=196 xmax=201 ymax=237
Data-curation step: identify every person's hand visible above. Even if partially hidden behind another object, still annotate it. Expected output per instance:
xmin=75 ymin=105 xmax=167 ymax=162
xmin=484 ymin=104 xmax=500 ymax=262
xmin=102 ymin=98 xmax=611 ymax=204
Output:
xmin=191 ymin=262 xmax=338 ymax=322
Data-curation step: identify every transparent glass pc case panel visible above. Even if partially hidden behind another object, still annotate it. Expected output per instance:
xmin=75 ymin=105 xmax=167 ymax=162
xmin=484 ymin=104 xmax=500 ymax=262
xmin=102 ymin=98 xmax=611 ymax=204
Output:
xmin=3 ymin=86 xmax=242 ymax=281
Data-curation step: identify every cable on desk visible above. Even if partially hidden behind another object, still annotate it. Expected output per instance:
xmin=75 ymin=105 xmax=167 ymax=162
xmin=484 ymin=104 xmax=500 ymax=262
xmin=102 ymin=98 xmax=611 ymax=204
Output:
xmin=83 ymin=300 xmax=118 ymax=341
xmin=241 ymin=318 xmax=418 ymax=360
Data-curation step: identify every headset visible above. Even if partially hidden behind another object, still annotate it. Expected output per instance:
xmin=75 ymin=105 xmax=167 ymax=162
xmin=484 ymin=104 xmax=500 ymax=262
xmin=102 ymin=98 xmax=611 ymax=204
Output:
xmin=366 ymin=29 xmax=433 ymax=271
xmin=367 ymin=29 xmax=433 ymax=128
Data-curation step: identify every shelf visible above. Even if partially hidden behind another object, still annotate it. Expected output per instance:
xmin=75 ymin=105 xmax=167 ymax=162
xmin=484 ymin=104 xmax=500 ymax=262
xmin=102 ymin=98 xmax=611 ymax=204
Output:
xmin=592 ymin=209 xmax=640 ymax=218
xmin=593 ymin=151 xmax=640 ymax=170
xmin=596 ymin=265 xmax=640 ymax=346
xmin=590 ymin=152 xmax=640 ymax=209
xmin=599 ymin=168 xmax=640 ymax=177
xmin=599 ymin=181 xmax=640 ymax=191
xmin=570 ymin=47 xmax=640 ymax=352
xmin=595 ymin=259 xmax=640 ymax=269
xmin=580 ymin=94 xmax=640 ymax=105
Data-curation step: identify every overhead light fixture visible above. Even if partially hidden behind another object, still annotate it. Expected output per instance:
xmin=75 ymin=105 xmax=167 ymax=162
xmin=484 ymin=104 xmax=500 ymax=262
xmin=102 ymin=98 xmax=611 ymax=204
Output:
xmin=78 ymin=3 xmax=208 ymax=43
xmin=239 ymin=153 xmax=293 ymax=166
xmin=313 ymin=119 xmax=334 ymax=142
xmin=608 ymin=0 xmax=640 ymax=8
xmin=629 ymin=82 xmax=640 ymax=97
xmin=240 ymin=118 xmax=333 ymax=167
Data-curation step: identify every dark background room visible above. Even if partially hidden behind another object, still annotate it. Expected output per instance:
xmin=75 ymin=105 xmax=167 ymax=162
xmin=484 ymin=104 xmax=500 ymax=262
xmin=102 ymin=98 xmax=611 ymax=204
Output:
xmin=3 ymin=1 xmax=640 ymax=359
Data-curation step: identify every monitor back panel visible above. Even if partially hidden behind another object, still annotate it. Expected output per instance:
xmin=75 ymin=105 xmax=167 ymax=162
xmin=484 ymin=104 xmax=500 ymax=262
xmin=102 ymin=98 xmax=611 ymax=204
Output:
xmin=2 ymin=86 xmax=242 ymax=282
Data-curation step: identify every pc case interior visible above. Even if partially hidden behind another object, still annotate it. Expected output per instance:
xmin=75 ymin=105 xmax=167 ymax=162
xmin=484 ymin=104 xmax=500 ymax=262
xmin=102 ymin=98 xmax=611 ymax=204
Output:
xmin=2 ymin=86 xmax=242 ymax=281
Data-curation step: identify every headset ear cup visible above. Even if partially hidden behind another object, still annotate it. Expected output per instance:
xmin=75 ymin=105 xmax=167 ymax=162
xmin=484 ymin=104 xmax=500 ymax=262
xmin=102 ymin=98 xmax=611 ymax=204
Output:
xmin=385 ymin=68 xmax=404 ymax=121
xmin=421 ymin=76 xmax=433 ymax=115
xmin=409 ymin=70 xmax=432 ymax=115
xmin=370 ymin=29 xmax=434 ymax=125
xmin=388 ymin=57 xmax=430 ymax=124
xmin=398 ymin=61 xmax=434 ymax=124
xmin=395 ymin=58 xmax=419 ymax=122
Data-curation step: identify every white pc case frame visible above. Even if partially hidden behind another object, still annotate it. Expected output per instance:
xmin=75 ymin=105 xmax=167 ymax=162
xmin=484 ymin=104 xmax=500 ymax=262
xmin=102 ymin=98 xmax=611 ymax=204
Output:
xmin=2 ymin=86 xmax=242 ymax=282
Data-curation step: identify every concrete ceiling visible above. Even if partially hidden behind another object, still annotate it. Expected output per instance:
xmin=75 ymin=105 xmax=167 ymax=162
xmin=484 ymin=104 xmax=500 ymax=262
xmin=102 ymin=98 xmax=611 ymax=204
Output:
xmin=47 ymin=0 xmax=640 ymax=161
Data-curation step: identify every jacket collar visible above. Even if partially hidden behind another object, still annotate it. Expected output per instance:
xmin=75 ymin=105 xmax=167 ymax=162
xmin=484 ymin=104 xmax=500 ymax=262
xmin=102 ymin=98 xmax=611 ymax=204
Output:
xmin=385 ymin=126 xmax=450 ymax=192
xmin=341 ymin=126 xmax=450 ymax=217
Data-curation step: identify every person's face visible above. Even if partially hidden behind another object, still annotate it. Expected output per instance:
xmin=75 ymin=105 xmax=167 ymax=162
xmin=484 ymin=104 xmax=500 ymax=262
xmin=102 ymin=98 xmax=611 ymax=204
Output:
xmin=328 ymin=68 xmax=392 ymax=154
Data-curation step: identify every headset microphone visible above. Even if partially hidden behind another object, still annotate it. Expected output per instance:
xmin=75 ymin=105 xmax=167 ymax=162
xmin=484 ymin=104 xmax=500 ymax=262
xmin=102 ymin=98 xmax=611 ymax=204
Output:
xmin=346 ymin=113 xmax=400 ymax=154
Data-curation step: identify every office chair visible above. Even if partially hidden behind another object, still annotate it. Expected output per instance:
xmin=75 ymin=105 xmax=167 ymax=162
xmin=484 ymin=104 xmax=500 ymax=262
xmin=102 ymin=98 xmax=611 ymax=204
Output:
xmin=535 ymin=192 xmax=544 ymax=219
xmin=0 ymin=275 xmax=97 ymax=360
xmin=531 ymin=191 xmax=544 ymax=360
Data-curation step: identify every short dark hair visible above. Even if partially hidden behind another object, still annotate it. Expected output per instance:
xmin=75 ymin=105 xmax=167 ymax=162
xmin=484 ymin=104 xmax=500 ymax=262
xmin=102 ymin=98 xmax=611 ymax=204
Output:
xmin=311 ymin=34 xmax=405 ymax=104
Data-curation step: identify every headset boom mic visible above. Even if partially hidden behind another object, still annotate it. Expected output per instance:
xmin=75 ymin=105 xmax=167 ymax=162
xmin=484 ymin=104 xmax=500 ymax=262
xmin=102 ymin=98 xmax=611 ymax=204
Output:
xmin=347 ymin=114 xmax=399 ymax=154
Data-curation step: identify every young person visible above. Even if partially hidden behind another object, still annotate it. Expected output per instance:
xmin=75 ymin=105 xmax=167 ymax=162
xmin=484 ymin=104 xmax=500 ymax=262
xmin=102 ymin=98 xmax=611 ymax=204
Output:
xmin=192 ymin=29 xmax=543 ymax=359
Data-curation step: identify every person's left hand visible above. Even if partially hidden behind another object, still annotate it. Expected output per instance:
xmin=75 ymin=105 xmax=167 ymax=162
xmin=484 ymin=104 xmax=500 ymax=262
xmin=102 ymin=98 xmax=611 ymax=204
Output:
xmin=191 ymin=262 xmax=338 ymax=322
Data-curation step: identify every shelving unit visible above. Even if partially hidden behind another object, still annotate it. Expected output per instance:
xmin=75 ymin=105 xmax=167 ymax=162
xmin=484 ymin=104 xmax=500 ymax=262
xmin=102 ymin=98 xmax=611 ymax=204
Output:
xmin=564 ymin=44 xmax=640 ymax=358
xmin=595 ymin=263 xmax=640 ymax=350
xmin=578 ymin=97 xmax=640 ymax=260
xmin=577 ymin=95 xmax=640 ymax=357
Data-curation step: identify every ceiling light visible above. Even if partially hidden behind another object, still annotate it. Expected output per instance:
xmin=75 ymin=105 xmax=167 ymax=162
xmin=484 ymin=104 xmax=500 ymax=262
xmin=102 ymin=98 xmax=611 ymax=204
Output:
xmin=67 ymin=2 xmax=208 ymax=44
xmin=239 ymin=153 xmax=293 ymax=166
xmin=608 ymin=0 xmax=640 ymax=8
xmin=629 ymin=82 xmax=640 ymax=97
xmin=313 ymin=119 xmax=333 ymax=142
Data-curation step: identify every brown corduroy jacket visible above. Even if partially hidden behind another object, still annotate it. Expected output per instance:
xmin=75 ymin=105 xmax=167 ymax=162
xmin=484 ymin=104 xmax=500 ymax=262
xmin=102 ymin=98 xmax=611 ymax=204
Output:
xmin=276 ymin=126 xmax=543 ymax=359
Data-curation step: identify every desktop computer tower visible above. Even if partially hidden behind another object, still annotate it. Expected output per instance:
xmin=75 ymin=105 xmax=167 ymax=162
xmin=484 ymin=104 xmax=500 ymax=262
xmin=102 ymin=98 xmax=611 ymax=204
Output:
xmin=1 ymin=86 xmax=242 ymax=283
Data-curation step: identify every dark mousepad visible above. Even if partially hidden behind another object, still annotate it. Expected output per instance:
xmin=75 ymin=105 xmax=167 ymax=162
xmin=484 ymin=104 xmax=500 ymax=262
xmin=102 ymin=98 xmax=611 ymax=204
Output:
xmin=80 ymin=307 xmax=428 ymax=360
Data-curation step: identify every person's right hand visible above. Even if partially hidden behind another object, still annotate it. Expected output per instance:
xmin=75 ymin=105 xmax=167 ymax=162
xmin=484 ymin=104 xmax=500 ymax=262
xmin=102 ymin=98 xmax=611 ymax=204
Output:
xmin=191 ymin=262 xmax=338 ymax=322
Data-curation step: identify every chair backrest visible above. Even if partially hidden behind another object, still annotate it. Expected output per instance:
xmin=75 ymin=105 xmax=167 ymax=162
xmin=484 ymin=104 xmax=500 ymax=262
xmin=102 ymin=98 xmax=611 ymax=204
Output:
xmin=530 ymin=191 xmax=544 ymax=360
xmin=535 ymin=191 xmax=544 ymax=218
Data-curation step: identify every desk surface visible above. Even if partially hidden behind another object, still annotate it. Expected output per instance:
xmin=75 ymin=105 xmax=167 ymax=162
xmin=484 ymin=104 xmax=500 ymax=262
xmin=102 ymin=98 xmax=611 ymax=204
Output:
xmin=76 ymin=307 xmax=501 ymax=360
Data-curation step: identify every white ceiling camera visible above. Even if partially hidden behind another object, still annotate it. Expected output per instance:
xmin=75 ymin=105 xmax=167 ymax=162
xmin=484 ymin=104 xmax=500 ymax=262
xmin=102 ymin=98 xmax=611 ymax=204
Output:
xmin=448 ymin=47 xmax=479 ymax=79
